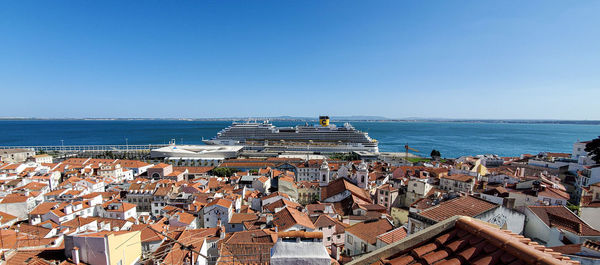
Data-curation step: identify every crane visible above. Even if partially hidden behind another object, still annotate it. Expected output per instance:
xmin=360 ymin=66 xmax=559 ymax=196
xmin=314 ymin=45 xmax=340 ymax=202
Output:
xmin=404 ymin=144 xmax=419 ymax=162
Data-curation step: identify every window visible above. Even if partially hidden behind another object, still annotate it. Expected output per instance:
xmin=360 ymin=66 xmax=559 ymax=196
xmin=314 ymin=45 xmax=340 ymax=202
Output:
xmin=327 ymin=236 xmax=331 ymax=241
xmin=348 ymin=236 xmax=353 ymax=244
xmin=337 ymin=235 xmax=341 ymax=239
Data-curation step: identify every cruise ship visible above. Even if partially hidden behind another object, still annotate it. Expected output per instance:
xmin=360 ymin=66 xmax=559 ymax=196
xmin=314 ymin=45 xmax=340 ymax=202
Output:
xmin=203 ymin=116 xmax=379 ymax=153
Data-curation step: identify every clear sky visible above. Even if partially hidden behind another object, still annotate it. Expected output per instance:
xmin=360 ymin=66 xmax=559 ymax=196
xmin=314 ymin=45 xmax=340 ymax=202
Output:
xmin=1 ymin=1 xmax=599 ymax=119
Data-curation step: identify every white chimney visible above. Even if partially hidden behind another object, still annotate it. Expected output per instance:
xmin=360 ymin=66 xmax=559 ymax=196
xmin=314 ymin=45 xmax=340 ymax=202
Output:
xmin=72 ymin=247 xmax=80 ymax=264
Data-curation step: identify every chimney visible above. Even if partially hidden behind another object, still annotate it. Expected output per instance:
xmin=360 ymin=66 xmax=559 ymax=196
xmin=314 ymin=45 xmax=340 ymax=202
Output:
xmin=72 ymin=247 xmax=80 ymax=264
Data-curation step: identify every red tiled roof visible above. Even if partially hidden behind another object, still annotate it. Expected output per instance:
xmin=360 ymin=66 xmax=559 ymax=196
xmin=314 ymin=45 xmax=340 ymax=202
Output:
xmin=345 ymin=218 xmax=394 ymax=245
xmin=313 ymin=214 xmax=347 ymax=234
xmin=29 ymin=202 xmax=59 ymax=215
xmin=369 ymin=216 xmax=580 ymax=265
xmin=152 ymin=163 xmax=171 ymax=169
xmin=218 ymin=229 xmax=277 ymax=265
xmin=129 ymin=223 xmax=165 ymax=242
xmin=377 ymin=183 xmax=398 ymax=192
xmin=419 ymin=196 xmax=498 ymax=222
xmin=205 ymin=198 xmax=232 ymax=209
xmin=442 ymin=174 xmax=474 ymax=182
xmin=528 ymin=206 xmax=600 ymax=236
xmin=263 ymin=198 xmax=301 ymax=213
xmin=116 ymin=160 xmax=151 ymax=168
xmin=322 ymin=177 xmax=371 ymax=203
xmin=0 ymin=211 xmax=17 ymax=223
xmin=229 ymin=213 xmax=259 ymax=224
xmin=273 ymin=207 xmax=316 ymax=231
xmin=377 ymin=227 xmax=407 ymax=245
xmin=0 ymin=194 xmax=30 ymax=204
xmin=172 ymin=212 xmax=195 ymax=225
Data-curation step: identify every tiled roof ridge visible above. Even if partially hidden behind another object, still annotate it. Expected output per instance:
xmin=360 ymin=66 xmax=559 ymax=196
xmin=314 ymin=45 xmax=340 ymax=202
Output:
xmin=583 ymin=240 xmax=600 ymax=251
xmin=456 ymin=217 xmax=578 ymax=265
xmin=547 ymin=212 xmax=582 ymax=234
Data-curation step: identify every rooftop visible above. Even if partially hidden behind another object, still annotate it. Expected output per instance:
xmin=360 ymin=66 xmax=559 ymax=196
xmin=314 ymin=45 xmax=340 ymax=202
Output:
xmin=349 ymin=216 xmax=580 ymax=265
xmin=418 ymin=195 xmax=498 ymax=222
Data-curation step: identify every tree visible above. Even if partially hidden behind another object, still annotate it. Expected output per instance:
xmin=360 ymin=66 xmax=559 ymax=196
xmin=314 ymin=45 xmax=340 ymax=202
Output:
xmin=430 ymin=149 xmax=441 ymax=160
xmin=585 ymin=136 xmax=600 ymax=164
xmin=329 ymin=152 xmax=360 ymax=161
xmin=211 ymin=167 xmax=238 ymax=178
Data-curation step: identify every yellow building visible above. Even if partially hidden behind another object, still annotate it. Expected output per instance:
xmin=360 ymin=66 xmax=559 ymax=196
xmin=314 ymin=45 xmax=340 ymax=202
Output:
xmin=67 ymin=230 xmax=142 ymax=265
xmin=107 ymin=231 xmax=142 ymax=265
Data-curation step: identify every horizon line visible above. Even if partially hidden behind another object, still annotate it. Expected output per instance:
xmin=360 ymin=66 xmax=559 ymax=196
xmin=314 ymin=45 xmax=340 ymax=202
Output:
xmin=1 ymin=117 xmax=600 ymax=122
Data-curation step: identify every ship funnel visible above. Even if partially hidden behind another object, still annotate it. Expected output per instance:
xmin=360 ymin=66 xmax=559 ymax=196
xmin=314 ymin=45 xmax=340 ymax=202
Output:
xmin=319 ymin=116 xmax=330 ymax=127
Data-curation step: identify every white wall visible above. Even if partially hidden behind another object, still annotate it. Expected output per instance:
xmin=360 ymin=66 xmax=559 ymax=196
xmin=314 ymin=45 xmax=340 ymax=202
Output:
xmin=580 ymin=207 xmax=600 ymax=230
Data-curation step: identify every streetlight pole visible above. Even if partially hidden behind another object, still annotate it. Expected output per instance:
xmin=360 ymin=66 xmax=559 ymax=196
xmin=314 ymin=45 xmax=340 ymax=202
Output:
xmin=125 ymin=138 xmax=128 ymax=152
xmin=60 ymin=140 xmax=64 ymax=152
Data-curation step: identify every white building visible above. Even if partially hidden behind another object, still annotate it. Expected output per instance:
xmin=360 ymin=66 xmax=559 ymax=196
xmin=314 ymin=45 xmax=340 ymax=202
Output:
xmin=97 ymin=201 xmax=138 ymax=220
xmin=65 ymin=230 xmax=142 ymax=265
xmin=578 ymin=183 xmax=600 ymax=230
xmin=524 ymin=205 xmax=600 ymax=247
xmin=344 ymin=218 xmax=394 ymax=256
xmin=270 ymin=231 xmax=330 ymax=265
xmin=573 ymin=140 xmax=595 ymax=165
xmin=439 ymin=174 xmax=475 ymax=193
xmin=404 ymin=178 xmax=434 ymax=207
xmin=31 ymin=154 xmax=53 ymax=164
xmin=203 ymin=198 xmax=233 ymax=228
xmin=0 ymin=194 xmax=36 ymax=219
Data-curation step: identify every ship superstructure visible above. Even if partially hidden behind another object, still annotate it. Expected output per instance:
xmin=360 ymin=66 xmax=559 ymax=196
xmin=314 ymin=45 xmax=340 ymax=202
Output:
xmin=204 ymin=116 xmax=378 ymax=153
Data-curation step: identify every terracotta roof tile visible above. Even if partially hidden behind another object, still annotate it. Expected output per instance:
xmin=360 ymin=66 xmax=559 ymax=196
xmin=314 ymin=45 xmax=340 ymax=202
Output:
xmin=377 ymin=227 xmax=407 ymax=245
xmin=0 ymin=194 xmax=30 ymax=204
xmin=29 ymin=202 xmax=59 ymax=215
xmin=528 ymin=206 xmax=600 ymax=236
xmin=273 ymin=207 xmax=316 ymax=231
xmin=442 ymin=174 xmax=475 ymax=182
xmin=418 ymin=196 xmax=498 ymax=222
xmin=205 ymin=198 xmax=232 ymax=209
xmin=322 ymin=177 xmax=371 ymax=203
xmin=263 ymin=198 xmax=301 ymax=213
xmin=345 ymin=218 xmax=394 ymax=245
xmin=229 ymin=213 xmax=259 ymax=224
xmin=369 ymin=217 xmax=580 ymax=265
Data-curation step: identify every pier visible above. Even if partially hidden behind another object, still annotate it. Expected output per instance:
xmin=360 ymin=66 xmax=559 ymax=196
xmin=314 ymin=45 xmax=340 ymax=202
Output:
xmin=0 ymin=144 xmax=169 ymax=152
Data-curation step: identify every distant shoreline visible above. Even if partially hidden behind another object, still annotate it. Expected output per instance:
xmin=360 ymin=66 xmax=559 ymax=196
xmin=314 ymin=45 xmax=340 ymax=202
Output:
xmin=0 ymin=117 xmax=599 ymax=125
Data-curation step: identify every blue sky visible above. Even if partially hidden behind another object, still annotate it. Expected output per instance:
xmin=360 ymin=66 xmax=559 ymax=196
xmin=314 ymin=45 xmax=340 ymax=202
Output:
xmin=1 ymin=1 xmax=599 ymax=119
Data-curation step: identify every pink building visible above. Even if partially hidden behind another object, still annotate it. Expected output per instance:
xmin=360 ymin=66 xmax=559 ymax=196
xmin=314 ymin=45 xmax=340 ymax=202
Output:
xmin=376 ymin=184 xmax=399 ymax=212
